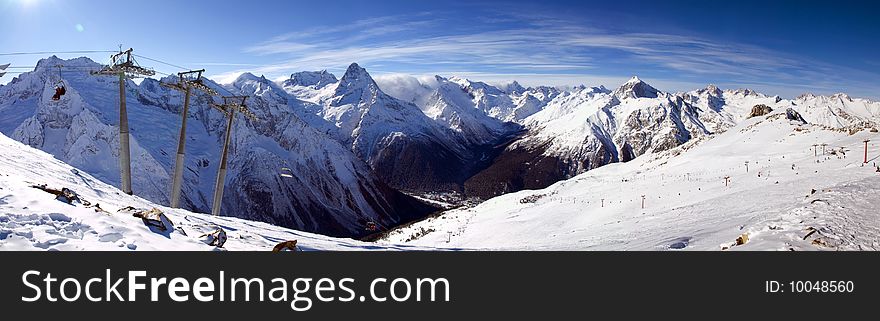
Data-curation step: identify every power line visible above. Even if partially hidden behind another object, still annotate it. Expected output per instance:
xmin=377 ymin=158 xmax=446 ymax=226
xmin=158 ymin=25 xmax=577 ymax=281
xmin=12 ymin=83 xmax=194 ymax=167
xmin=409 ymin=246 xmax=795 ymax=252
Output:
xmin=129 ymin=53 xmax=239 ymax=97
xmin=5 ymin=66 xmax=103 ymax=70
xmin=0 ymin=50 xmax=116 ymax=57
xmin=4 ymin=50 xmax=242 ymax=98
xmin=133 ymin=54 xmax=190 ymax=71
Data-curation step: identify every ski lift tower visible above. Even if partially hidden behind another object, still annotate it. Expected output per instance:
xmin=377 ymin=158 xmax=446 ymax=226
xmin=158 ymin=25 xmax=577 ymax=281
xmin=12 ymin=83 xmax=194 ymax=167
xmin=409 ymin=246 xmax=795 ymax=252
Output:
xmin=161 ymin=70 xmax=219 ymax=208
xmin=91 ymin=48 xmax=155 ymax=195
xmin=209 ymin=96 xmax=256 ymax=216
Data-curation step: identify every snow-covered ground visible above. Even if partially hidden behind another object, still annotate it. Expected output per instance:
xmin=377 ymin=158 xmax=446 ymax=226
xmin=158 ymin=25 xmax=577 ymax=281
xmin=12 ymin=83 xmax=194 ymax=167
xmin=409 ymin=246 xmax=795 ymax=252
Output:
xmin=381 ymin=111 xmax=880 ymax=250
xmin=0 ymin=133 xmax=430 ymax=251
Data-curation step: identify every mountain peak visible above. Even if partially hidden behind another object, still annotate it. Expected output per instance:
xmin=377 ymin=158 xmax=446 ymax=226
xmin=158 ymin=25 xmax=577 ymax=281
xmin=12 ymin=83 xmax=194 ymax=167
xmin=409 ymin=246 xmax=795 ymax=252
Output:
xmin=798 ymin=93 xmax=816 ymax=99
xmin=34 ymin=55 xmax=100 ymax=71
xmin=832 ymin=93 xmax=853 ymax=101
xmin=235 ymin=72 xmax=260 ymax=81
xmin=501 ymin=80 xmax=526 ymax=94
xmin=613 ymin=76 xmax=659 ymax=99
xmin=730 ymin=88 xmax=760 ymax=97
xmin=344 ymin=63 xmax=368 ymax=77
xmin=285 ymin=70 xmax=338 ymax=88
xmin=338 ymin=63 xmax=377 ymax=88
xmin=698 ymin=84 xmax=723 ymax=97
xmin=232 ymin=72 xmax=269 ymax=87
xmin=332 ymin=63 xmax=384 ymax=103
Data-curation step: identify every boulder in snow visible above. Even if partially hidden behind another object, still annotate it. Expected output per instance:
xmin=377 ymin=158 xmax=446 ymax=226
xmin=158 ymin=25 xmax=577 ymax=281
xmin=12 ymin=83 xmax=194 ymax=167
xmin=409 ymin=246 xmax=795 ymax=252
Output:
xmin=200 ymin=228 xmax=227 ymax=247
xmin=272 ymin=240 xmax=299 ymax=252
xmin=29 ymin=184 xmax=88 ymax=206
xmin=123 ymin=207 xmax=176 ymax=234
xmin=748 ymin=104 xmax=773 ymax=118
xmin=735 ymin=233 xmax=749 ymax=246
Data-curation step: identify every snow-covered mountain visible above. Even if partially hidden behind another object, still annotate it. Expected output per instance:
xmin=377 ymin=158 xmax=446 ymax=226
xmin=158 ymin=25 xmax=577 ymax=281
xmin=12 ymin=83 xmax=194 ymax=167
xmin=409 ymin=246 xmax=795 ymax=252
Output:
xmin=383 ymin=106 xmax=880 ymax=250
xmin=284 ymin=64 xmax=519 ymax=193
xmin=0 ymin=130 xmax=428 ymax=251
xmin=464 ymin=77 xmax=713 ymax=198
xmin=279 ymin=70 xmax=339 ymax=103
xmin=793 ymin=93 xmax=880 ymax=130
xmin=0 ymin=56 xmax=436 ymax=238
xmin=448 ymin=77 xmax=553 ymax=123
xmin=283 ymin=70 xmax=338 ymax=89
xmin=419 ymin=76 xmax=519 ymax=145
xmin=463 ymin=76 xmax=880 ymax=198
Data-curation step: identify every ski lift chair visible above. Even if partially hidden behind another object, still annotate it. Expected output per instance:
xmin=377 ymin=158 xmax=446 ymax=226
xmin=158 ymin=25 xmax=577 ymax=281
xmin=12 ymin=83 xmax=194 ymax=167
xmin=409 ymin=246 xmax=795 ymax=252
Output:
xmin=52 ymin=81 xmax=66 ymax=101
xmin=51 ymin=65 xmax=66 ymax=101
xmin=280 ymin=167 xmax=293 ymax=178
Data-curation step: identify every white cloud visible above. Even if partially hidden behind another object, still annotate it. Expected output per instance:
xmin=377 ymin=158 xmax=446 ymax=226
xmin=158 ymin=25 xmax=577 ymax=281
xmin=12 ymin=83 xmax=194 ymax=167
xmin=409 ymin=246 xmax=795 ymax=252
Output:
xmin=372 ymin=73 xmax=436 ymax=104
xmin=226 ymin=13 xmax=880 ymax=99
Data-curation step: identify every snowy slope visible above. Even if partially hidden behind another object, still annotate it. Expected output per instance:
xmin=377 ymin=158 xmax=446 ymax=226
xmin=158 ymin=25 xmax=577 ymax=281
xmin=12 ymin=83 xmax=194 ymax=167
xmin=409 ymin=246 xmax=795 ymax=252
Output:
xmin=0 ymin=131 xmax=429 ymax=251
xmin=383 ymin=110 xmax=880 ymax=250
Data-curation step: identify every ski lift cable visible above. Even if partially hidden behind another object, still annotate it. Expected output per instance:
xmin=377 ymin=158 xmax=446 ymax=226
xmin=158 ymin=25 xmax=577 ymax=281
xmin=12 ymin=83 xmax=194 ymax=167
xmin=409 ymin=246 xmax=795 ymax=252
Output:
xmin=132 ymin=53 xmax=240 ymax=98
xmin=5 ymin=51 xmax=241 ymax=99
xmin=132 ymin=54 xmax=190 ymax=72
xmin=0 ymin=50 xmax=117 ymax=57
xmin=135 ymin=54 xmax=253 ymax=98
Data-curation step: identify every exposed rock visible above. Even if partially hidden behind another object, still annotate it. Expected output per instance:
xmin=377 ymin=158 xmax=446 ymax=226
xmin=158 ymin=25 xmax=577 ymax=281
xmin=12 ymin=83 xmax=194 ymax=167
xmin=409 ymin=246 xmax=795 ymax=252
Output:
xmin=30 ymin=184 xmax=90 ymax=206
xmin=736 ymin=233 xmax=749 ymax=245
xmin=200 ymin=228 xmax=227 ymax=247
xmin=519 ymin=194 xmax=547 ymax=204
xmin=748 ymin=104 xmax=773 ymax=118
xmin=785 ymin=108 xmax=807 ymax=124
xmin=124 ymin=207 xmax=175 ymax=233
xmin=272 ymin=240 xmax=299 ymax=252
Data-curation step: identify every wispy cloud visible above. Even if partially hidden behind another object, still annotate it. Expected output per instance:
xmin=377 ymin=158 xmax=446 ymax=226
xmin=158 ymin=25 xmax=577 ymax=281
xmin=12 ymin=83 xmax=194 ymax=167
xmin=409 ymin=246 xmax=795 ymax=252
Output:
xmin=213 ymin=11 xmax=880 ymax=98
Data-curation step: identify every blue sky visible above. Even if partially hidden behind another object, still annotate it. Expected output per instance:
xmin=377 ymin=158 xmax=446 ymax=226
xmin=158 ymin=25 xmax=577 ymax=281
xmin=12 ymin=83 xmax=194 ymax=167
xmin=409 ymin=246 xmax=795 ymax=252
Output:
xmin=1 ymin=0 xmax=878 ymax=98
